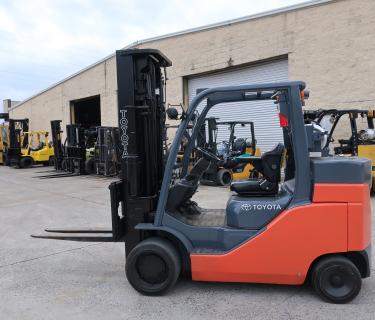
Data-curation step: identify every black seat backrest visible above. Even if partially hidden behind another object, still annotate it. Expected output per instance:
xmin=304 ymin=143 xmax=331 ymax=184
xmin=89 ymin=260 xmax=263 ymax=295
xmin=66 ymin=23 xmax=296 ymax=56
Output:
xmin=166 ymin=157 xmax=210 ymax=212
xmin=185 ymin=157 xmax=211 ymax=183
xmin=232 ymin=138 xmax=246 ymax=154
xmin=260 ymin=143 xmax=284 ymax=183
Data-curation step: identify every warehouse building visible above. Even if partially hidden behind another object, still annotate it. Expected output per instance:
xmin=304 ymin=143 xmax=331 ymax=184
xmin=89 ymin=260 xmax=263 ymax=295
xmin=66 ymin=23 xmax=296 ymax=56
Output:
xmin=6 ymin=0 xmax=375 ymax=151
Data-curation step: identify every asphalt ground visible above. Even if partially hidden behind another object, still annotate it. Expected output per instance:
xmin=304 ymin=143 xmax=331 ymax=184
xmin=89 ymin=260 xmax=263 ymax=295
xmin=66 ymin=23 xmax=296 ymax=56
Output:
xmin=0 ymin=165 xmax=374 ymax=320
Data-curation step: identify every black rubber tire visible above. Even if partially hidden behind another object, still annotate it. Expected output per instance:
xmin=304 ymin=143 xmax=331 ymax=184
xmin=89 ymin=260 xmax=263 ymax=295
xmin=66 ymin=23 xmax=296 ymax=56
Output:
xmin=61 ymin=159 xmax=68 ymax=171
xmin=48 ymin=156 xmax=55 ymax=166
xmin=3 ymin=154 xmax=9 ymax=166
xmin=217 ymin=168 xmax=232 ymax=186
xmin=85 ymin=157 xmax=95 ymax=174
xmin=249 ymin=170 xmax=259 ymax=179
xmin=19 ymin=156 xmax=33 ymax=169
xmin=311 ymin=256 xmax=362 ymax=304
xmin=125 ymin=237 xmax=181 ymax=295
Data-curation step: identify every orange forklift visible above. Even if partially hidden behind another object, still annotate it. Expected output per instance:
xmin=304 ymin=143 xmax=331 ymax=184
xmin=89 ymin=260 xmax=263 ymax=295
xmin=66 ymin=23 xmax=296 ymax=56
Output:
xmin=33 ymin=49 xmax=371 ymax=304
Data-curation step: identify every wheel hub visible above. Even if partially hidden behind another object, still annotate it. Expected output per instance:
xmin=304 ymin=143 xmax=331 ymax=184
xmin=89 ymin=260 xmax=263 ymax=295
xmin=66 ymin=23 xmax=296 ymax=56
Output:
xmin=330 ymin=275 xmax=344 ymax=288
xmin=136 ymin=253 xmax=168 ymax=284
xmin=321 ymin=266 xmax=355 ymax=298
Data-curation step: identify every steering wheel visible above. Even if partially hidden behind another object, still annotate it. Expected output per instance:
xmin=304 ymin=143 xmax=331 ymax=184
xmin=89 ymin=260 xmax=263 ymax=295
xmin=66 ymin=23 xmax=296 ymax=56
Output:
xmin=196 ymin=147 xmax=221 ymax=163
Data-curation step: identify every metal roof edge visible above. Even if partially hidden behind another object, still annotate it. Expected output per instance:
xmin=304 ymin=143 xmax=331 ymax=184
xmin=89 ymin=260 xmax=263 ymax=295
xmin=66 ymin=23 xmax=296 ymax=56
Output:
xmin=128 ymin=0 xmax=334 ymax=45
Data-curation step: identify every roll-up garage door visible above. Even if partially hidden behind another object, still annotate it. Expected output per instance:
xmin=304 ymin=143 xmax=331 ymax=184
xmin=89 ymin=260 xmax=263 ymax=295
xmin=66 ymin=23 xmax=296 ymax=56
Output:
xmin=187 ymin=59 xmax=288 ymax=151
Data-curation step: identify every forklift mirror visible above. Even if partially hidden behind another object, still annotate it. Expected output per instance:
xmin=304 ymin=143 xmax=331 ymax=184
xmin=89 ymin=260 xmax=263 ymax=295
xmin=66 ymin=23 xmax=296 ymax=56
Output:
xmin=166 ymin=107 xmax=179 ymax=120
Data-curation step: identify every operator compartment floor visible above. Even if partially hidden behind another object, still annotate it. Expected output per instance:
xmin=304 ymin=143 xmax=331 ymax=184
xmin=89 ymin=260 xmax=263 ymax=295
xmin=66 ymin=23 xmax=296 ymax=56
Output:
xmin=170 ymin=207 xmax=226 ymax=227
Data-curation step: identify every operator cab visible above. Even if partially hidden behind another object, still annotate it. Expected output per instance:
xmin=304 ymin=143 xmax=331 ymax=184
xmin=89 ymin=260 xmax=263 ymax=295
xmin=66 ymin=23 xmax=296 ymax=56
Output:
xmin=165 ymin=89 xmax=308 ymax=231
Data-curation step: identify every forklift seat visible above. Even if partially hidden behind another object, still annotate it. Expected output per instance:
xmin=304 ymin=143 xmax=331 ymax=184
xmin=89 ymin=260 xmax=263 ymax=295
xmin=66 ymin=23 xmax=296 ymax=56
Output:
xmin=230 ymin=143 xmax=284 ymax=195
xmin=30 ymin=142 xmax=45 ymax=152
xmin=232 ymin=138 xmax=246 ymax=154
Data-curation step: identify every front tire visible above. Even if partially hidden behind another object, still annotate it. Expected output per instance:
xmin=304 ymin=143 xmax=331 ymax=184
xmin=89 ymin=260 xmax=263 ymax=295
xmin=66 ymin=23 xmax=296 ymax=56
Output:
xmin=19 ymin=156 xmax=33 ymax=169
xmin=217 ymin=168 xmax=232 ymax=186
xmin=311 ymin=256 xmax=362 ymax=304
xmin=125 ymin=237 xmax=181 ymax=295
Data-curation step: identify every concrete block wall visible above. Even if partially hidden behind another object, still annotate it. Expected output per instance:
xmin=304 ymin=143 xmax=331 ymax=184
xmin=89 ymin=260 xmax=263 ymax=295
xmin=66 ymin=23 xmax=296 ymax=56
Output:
xmin=8 ymin=0 xmax=375 ymax=142
xmin=9 ymin=56 xmax=118 ymax=137
xmin=136 ymin=0 xmax=375 ymax=110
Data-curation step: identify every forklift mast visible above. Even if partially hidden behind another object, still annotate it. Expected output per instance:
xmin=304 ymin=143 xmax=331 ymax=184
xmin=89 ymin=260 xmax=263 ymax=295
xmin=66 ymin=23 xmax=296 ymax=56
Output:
xmin=50 ymin=120 xmax=64 ymax=170
xmin=206 ymin=117 xmax=218 ymax=154
xmin=112 ymin=49 xmax=172 ymax=251
xmin=65 ymin=124 xmax=86 ymax=174
xmin=94 ymin=126 xmax=120 ymax=176
xmin=7 ymin=118 xmax=29 ymax=165
xmin=32 ymin=49 xmax=172 ymax=251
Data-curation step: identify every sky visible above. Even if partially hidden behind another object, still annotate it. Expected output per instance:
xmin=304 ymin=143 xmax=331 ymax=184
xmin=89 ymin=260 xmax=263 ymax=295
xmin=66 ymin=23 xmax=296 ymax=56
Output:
xmin=0 ymin=0 xmax=310 ymax=112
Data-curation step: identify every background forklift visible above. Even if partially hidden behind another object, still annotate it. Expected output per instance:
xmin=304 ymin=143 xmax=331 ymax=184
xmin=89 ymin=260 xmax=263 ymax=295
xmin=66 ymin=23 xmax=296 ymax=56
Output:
xmin=305 ymin=109 xmax=375 ymax=191
xmin=200 ymin=117 xmax=261 ymax=186
xmin=40 ymin=122 xmax=89 ymax=177
xmin=5 ymin=118 xmax=29 ymax=167
xmin=0 ymin=112 xmax=9 ymax=165
xmin=16 ymin=131 xmax=55 ymax=168
xmin=44 ymin=120 xmax=120 ymax=178
xmin=87 ymin=126 xmax=121 ymax=176
xmin=33 ymin=49 xmax=371 ymax=304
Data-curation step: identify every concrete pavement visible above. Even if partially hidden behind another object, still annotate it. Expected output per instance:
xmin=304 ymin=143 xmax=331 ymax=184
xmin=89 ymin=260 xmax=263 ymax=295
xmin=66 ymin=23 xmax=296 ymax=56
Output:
xmin=0 ymin=166 xmax=374 ymax=320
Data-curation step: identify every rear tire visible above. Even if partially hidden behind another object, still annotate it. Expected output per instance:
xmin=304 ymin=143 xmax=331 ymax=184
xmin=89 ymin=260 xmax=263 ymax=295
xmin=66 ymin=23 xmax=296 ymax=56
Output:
xmin=311 ymin=256 xmax=362 ymax=304
xmin=4 ymin=154 xmax=9 ymax=166
xmin=85 ymin=157 xmax=95 ymax=174
xmin=217 ymin=168 xmax=232 ymax=186
xmin=19 ymin=156 xmax=33 ymax=169
xmin=125 ymin=237 xmax=181 ymax=295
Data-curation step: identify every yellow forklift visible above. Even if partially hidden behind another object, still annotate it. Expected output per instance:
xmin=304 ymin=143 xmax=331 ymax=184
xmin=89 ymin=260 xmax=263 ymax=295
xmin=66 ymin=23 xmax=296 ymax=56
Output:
xmin=5 ymin=118 xmax=29 ymax=166
xmin=17 ymin=131 xmax=55 ymax=168
xmin=4 ymin=116 xmax=53 ymax=168
xmin=305 ymin=109 xmax=375 ymax=191
xmin=0 ymin=113 xmax=9 ymax=164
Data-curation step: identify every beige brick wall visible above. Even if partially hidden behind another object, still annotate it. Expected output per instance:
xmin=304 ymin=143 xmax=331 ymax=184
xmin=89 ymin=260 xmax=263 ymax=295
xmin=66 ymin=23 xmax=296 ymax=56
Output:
xmin=9 ymin=57 xmax=118 ymax=136
xmin=9 ymin=0 xmax=375 ymax=141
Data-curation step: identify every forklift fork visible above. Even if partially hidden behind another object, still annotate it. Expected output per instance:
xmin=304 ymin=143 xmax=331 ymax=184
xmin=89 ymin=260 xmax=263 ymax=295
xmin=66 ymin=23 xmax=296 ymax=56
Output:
xmin=35 ymin=172 xmax=80 ymax=179
xmin=31 ymin=229 xmax=115 ymax=242
xmin=31 ymin=180 xmax=125 ymax=242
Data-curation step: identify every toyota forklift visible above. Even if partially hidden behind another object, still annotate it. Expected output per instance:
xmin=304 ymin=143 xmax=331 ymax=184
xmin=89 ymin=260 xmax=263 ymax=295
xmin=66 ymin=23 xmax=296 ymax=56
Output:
xmin=33 ymin=49 xmax=371 ymax=304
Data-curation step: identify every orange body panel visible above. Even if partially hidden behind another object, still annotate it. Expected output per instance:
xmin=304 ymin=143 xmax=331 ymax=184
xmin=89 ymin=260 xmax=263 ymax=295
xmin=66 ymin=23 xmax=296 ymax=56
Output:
xmin=313 ymin=183 xmax=365 ymax=203
xmin=314 ymin=184 xmax=371 ymax=251
xmin=191 ymin=184 xmax=371 ymax=285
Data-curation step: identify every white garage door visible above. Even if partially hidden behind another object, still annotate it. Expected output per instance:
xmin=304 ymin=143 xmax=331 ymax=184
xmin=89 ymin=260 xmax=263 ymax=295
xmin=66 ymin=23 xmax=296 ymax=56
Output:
xmin=188 ymin=59 xmax=288 ymax=151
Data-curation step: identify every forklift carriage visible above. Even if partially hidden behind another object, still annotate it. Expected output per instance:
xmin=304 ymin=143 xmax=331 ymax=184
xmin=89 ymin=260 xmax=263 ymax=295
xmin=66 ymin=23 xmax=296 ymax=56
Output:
xmin=33 ymin=49 xmax=372 ymax=304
